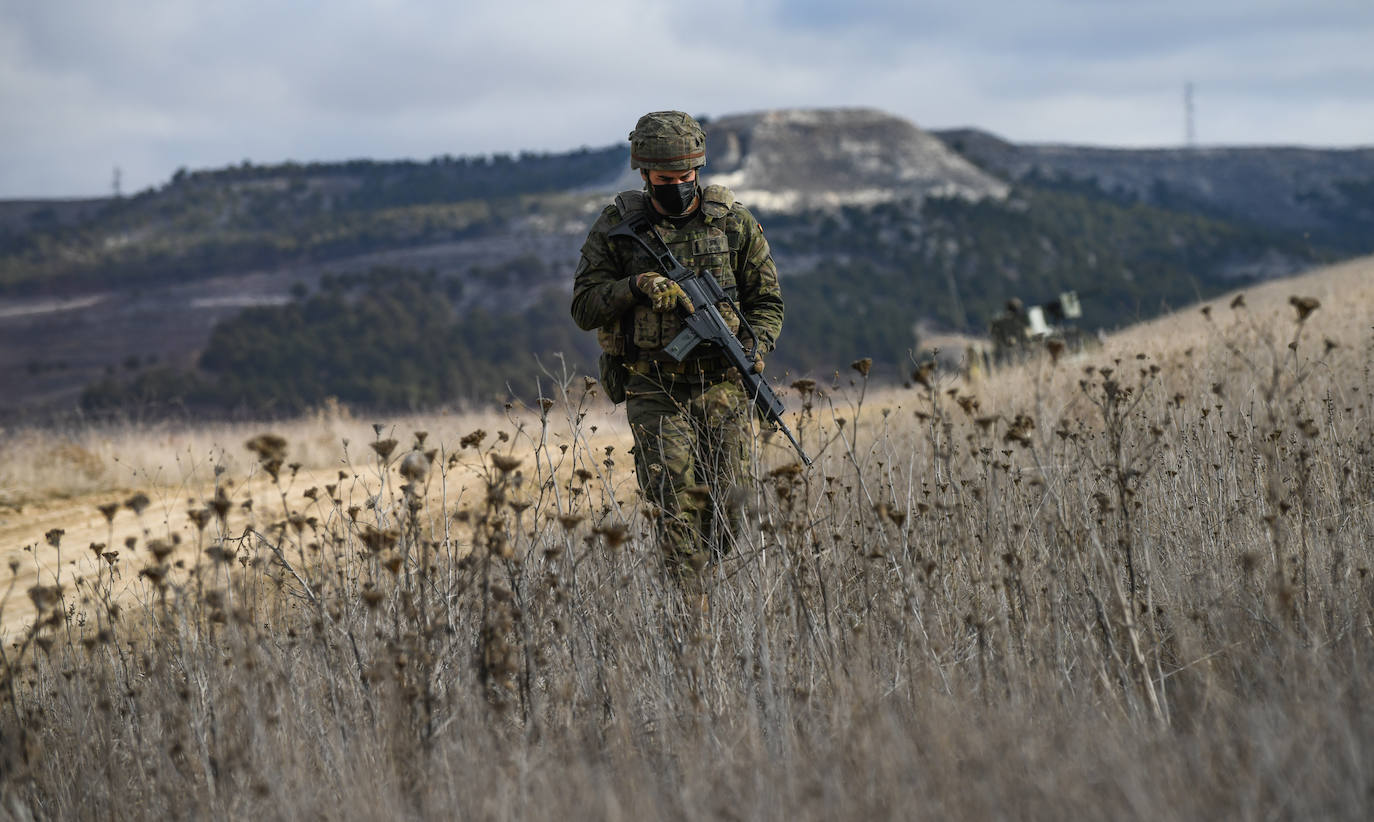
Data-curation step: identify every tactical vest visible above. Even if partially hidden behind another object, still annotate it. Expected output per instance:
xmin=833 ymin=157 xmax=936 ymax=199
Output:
xmin=596 ymin=184 xmax=746 ymax=360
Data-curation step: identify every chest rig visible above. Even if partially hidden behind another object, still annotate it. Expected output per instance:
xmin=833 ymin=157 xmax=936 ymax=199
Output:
xmin=597 ymin=185 xmax=745 ymax=361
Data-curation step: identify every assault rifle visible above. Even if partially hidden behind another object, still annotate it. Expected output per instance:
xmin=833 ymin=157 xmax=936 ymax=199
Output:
xmin=608 ymin=214 xmax=812 ymax=467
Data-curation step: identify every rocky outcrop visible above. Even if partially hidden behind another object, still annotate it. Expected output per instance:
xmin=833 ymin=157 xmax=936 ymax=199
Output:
xmin=697 ymin=109 xmax=1009 ymax=211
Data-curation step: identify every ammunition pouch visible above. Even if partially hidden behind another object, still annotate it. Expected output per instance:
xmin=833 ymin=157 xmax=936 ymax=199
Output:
xmin=598 ymin=352 xmax=629 ymax=404
xmin=596 ymin=325 xmax=625 ymax=356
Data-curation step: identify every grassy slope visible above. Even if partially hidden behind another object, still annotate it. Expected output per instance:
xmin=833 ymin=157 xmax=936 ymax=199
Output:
xmin=0 ymin=256 xmax=1371 ymax=818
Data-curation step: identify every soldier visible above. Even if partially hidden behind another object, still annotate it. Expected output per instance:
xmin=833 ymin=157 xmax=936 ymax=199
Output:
xmin=570 ymin=110 xmax=785 ymax=591
xmin=990 ymin=297 xmax=1030 ymax=366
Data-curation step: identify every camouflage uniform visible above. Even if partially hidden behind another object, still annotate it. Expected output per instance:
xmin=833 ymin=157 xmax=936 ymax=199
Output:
xmin=570 ymin=112 xmax=784 ymax=583
xmin=990 ymin=298 xmax=1030 ymax=366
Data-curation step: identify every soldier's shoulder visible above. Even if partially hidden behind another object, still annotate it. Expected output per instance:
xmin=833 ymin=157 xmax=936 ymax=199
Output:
xmin=701 ymin=183 xmax=736 ymax=220
xmin=587 ymin=202 xmax=624 ymax=234
xmin=726 ymin=200 xmax=765 ymax=237
xmin=700 ymin=184 xmax=762 ymax=229
xmin=612 ymin=189 xmax=649 ymax=219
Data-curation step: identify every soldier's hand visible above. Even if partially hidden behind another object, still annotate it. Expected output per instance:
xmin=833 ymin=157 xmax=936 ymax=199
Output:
xmin=753 ymin=355 xmax=765 ymax=374
xmin=636 ymin=272 xmax=694 ymax=314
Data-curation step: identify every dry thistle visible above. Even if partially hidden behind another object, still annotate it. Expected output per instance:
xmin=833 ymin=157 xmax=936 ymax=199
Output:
xmin=204 ymin=544 xmax=236 ymax=564
xmin=1004 ymin=413 xmax=1036 ymax=447
xmin=187 ymin=507 xmax=212 ymax=533
xmin=1289 ymin=295 xmax=1320 ymax=322
xmin=27 ymin=584 xmax=62 ymax=612
xmin=125 ymin=493 xmax=151 ymax=516
xmin=912 ymin=361 xmax=936 ymax=389
xmin=245 ymin=433 xmax=288 ymax=462
xmin=209 ymin=490 xmax=233 ymax=523
xmin=851 ymin=357 xmax=873 ymax=377
xmin=97 ymin=502 xmax=120 ymax=523
xmin=593 ymin=523 xmax=629 ymax=550
xmin=360 ymin=525 xmax=400 ymax=553
xmin=399 ymin=450 xmax=430 ymax=483
xmin=491 ymin=454 xmax=522 ymax=475
xmin=370 ymin=439 xmax=398 ymax=461
xmin=140 ymin=565 xmax=168 ymax=586
xmin=1230 ymin=294 xmax=1246 ymax=310
xmin=147 ymin=539 xmax=175 ymax=561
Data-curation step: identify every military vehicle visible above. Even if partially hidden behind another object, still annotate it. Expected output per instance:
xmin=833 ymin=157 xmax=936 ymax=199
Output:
xmin=987 ymin=290 xmax=1097 ymax=368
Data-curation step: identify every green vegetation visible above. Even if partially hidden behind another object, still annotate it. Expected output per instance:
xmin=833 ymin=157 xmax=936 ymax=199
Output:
xmin=79 ymin=180 xmax=1343 ymax=414
xmin=6 ymin=137 xmax=1367 ymax=415
xmin=0 ymin=147 xmax=626 ymax=294
xmin=766 ymin=184 xmax=1332 ymax=381
xmin=80 ymin=268 xmax=594 ymax=415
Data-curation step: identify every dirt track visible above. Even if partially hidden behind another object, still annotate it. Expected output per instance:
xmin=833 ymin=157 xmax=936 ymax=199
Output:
xmin=0 ymin=460 xmax=506 ymax=636
xmin=0 ymin=470 xmax=326 ymax=633
xmin=0 ymin=411 xmax=636 ymax=636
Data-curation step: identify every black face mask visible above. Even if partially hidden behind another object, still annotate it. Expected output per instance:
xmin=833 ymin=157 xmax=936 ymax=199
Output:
xmin=650 ymin=179 xmax=698 ymax=216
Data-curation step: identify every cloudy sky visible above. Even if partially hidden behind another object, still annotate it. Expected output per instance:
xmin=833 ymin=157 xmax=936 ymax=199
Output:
xmin=2 ymin=0 xmax=1371 ymax=198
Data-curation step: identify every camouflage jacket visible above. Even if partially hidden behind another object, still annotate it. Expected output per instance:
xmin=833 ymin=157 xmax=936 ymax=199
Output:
xmin=570 ymin=184 xmax=784 ymax=362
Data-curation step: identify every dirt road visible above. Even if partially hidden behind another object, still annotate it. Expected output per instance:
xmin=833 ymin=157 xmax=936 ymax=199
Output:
xmin=0 ymin=470 xmax=338 ymax=633
xmin=0 ymin=411 xmax=637 ymax=636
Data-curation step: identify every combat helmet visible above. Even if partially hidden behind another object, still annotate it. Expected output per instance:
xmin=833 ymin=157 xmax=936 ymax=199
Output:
xmin=629 ymin=111 xmax=706 ymax=171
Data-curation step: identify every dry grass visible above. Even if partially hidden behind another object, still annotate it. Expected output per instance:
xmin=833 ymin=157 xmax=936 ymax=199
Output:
xmin=0 ymin=393 xmax=631 ymax=631
xmin=0 ymin=398 xmax=628 ymax=509
xmin=1 ymin=257 xmax=1373 ymax=819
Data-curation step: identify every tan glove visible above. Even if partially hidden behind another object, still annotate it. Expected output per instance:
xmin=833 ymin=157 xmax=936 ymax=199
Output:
xmin=752 ymin=355 xmax=765 ymax=374
xmin=636 ymin=273 xmax=694 ymax=314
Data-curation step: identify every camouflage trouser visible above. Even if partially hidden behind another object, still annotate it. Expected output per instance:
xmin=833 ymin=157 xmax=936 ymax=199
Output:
xmin=625 ymin=370 xmax=750 ymax=585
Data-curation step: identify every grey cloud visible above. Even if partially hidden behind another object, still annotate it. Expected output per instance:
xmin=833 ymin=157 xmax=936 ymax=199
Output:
xmin=1 ymin=0 xmax=1371 ymax=197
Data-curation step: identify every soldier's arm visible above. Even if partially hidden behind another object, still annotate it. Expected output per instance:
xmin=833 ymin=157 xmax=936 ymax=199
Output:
xmin=570 ymin=207 xmax=647 ymax=331
xmin=733 ymin=205 xmax=784 ymax=353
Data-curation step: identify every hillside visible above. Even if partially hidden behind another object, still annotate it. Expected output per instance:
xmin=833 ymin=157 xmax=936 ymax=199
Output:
xmin=2 ymin=108 xmax=1373 ymax=420
xmin=2 ymin=252 xmax=1371 ymax=820
xmin=937 ymin=127 xmax=1374 ymax=247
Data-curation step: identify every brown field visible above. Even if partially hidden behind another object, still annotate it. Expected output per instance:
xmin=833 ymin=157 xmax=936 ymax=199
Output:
xmin=0 ymin=401 xmax=633 ymax=632
xmin=0 ymin=255 xmax=1372 ymax=819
